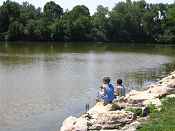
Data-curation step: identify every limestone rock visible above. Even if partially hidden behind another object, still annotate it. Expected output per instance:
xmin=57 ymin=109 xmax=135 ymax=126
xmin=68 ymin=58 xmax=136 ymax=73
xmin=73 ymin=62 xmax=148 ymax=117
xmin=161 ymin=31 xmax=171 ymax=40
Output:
xmin=120 ymin=121 xmax=140 ymax=131
xmin=125 ymin=90 xmax=155 ymax=106
xmin=88 ymin=102 xmax=113 ymax=114
xmin=98 ymin=121 xmax=140 ymax=131
xmin=73 ymin=117 xmax=88 ymax=131
xmin=167 ymin=79 xmax=175 ymax=89
xmin=60 ymin=117 xmax=88 ymax=131
xmin=88 ymin=111 xmax=136 ymax=130
xmin=60 ymin=116 xmax=77 ymax=131
xmin=146 ymin=85 xmax=169 ymax=98
xmin=143 ymin=98 xmax=161 ymax=107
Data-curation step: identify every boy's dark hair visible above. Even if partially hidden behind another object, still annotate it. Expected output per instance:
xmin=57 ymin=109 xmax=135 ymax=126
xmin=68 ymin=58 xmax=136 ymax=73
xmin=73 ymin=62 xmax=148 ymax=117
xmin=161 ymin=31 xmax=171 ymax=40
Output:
xmin=117 ymin=79 xmax=123 ymax=85
xmin=103 ymin=77 xmax=110 ymax=84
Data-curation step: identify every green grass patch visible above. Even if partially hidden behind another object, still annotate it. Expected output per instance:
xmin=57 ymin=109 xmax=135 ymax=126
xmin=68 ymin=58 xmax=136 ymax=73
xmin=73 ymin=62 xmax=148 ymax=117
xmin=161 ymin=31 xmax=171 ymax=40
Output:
xmin=126 ymin=107 xmax=143 ymax=117
xmin=138 ymin=97 xmax=175 ymax=131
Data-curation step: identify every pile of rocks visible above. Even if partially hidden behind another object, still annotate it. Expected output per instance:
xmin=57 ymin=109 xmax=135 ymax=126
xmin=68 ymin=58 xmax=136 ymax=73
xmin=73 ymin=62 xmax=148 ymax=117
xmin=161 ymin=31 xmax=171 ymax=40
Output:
xmin=61 ymin=103 xmax=136 ymax=131
xmin=124 ymin=71 xmax=175 ymax=107
xmin=60 ymin=71 xmax=175 ymax=131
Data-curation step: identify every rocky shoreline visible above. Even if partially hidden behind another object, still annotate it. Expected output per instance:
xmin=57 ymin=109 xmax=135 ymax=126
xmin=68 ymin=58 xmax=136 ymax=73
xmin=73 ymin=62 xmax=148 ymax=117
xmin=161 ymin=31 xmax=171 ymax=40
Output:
xmin=60 ymin=71 xmax=175 ymax=131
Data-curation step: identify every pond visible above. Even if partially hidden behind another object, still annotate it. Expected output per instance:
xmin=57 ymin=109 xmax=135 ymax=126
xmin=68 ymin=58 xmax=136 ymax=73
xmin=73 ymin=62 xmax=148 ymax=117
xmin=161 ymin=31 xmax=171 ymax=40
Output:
xmin=0 ymin=42 xmax=175 ymax=131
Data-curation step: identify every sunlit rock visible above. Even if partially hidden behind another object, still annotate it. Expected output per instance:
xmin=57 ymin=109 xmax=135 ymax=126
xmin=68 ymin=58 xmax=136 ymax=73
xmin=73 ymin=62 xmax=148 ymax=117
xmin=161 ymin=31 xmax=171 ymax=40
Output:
xmin=125 ymin=90 xmax=155 ymax=106
xmin=73 ymin=117 xmax=88 ymax=131
xmin=88 ymin=102 xmax=113 ymax=114
xmin=146 ymin=85 xmax=169 ymax=98
xmin=143 ymin=98 xmax=161 ymax=107
xmin=88 ymin=110 xmax=136 ymax=130
xmin=168 ymin=79 xmax=175 ymax=89
xmin=60 ymin=116 xmax=77 ymax=131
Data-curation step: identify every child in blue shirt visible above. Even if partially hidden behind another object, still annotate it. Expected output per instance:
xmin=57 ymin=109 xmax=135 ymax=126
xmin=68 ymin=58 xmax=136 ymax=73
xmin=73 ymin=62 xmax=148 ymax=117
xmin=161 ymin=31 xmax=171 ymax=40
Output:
xmin=97 ymin=77 xmax=115 ymax=104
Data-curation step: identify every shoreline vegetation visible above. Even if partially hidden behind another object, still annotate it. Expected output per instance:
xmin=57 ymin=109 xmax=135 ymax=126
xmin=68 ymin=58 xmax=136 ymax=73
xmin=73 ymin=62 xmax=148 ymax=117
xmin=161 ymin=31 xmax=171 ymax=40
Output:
xmin=138 ymin=97 xmax=175 ymax=131
xmin=60 ymin=71 xmax=175 ymax=131
xmin=1 ymin=0 xmax=175 ymax=43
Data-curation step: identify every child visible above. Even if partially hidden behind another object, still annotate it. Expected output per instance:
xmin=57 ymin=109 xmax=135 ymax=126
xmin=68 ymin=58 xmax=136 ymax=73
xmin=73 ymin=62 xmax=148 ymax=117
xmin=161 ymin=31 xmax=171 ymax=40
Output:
xmin=97 ymin=77 xmax=115 ymax=104
xmin=99 ymin=86 xmax=105 ymax=96
xmin=97 ymin=85 xmax=106 ymax=101
xmin=116 ymin=79 xmax=125 ymax=97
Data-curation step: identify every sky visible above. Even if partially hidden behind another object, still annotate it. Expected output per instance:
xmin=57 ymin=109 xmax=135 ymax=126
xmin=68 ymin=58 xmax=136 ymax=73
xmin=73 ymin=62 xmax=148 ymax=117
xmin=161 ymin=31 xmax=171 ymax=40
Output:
xmin=0 ymin=0 xmax=174 ymax=14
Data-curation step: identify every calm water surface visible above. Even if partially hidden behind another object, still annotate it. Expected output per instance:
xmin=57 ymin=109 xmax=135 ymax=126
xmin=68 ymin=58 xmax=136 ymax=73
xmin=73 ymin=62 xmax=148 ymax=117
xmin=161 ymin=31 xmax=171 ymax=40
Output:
xmin=0 ymin=42 xmax=175 ymax=131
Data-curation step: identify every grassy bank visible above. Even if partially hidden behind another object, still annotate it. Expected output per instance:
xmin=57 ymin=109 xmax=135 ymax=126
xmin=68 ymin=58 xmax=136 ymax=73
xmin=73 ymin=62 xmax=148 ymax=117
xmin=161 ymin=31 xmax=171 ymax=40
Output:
xmin=138 ymin=97 xmax=175 ymax=131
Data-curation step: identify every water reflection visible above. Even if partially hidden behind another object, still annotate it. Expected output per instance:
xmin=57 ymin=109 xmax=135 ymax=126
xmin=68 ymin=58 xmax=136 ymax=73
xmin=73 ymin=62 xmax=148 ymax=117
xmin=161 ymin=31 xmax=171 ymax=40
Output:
xmin=0 ymin=42 xmax=175 ymax=131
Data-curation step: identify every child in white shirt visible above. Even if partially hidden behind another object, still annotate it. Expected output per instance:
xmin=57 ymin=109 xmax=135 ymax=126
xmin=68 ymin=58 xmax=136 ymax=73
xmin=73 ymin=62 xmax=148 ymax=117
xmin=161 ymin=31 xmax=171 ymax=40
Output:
xmin=116 ymin=79 xmax=125 ymax=97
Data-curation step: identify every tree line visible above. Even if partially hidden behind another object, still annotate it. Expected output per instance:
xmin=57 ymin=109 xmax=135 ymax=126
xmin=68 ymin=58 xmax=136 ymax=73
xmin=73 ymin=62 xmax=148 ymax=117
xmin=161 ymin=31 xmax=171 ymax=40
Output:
xmin=0 ymin=0 xmax=175 ymax=43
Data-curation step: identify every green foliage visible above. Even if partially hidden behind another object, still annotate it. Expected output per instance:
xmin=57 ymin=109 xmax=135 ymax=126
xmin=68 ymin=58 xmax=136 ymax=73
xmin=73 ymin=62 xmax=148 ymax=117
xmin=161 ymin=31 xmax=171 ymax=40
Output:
xmin=138 ymin=97 xmax=175 ymax=131
xmin=110 ymin=103 xmax=121 ymax=111
xmin=0 ymin=0 xmax=175 ymax=42
xmin=1 ymin=0 xmax=21 ymax=22
xmin=51 ymin=5 xmax=92 ymax=41
xmin=91 ymin=5 xmax=109 ymax=41
xmin=33 ymin=18 xmax=51 ymax=41
xmin=70 ymin=5 xmax=90 ymax=19
xmin=43 ymin=1 xmax=63 ymax=21
xmin=157 ymin=4 xmax=175 ymax=43
xmin=147 ymin=104 xmax=157 ymax=114
xmin=0 ymin=7 xmax=9 ymax=33
xmin=20 ymin=2 xmax=41 ymax=24
xmin=126 ymin=107 xmax=143 ymax=117
xmin=8 ymin=21 xmax=24 ymax=40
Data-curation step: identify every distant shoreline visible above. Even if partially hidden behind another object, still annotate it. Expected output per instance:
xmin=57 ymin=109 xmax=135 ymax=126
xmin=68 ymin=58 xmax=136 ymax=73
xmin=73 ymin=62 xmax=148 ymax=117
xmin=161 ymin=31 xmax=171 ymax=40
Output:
xmin=1 ymin=0 xmax=175 ymax=43
xmin=0 ymin=41 xmax=174 ymax=45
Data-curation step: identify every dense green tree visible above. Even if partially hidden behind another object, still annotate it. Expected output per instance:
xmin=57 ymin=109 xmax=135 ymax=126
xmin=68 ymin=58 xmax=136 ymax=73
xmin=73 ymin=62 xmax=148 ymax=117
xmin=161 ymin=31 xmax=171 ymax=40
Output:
xmin=107 ymin=8 xmax=125 ymax=41
xmin=1 ymin=0 xmax=20 ymax=21
xmin=91 ymin=5 xmax=109 ymax=41
xmin=157 ymin=4 xmax=175 ymax=43
xmin=43 ymin=1 xmax=63 ymax=21
xmin=109 ymin=0 xmax=148 ymax=41
xmin=71 ymin=15 xmax=92 ymax=40
xmin=8 ymin=21 xmax=24 ymax=40
xmin=68 ymin=5 xmax=91 ymax=40
xmin=33 ymin=18 xmax=51 ymax=41
xmin=0 ymin=7 xmax=9 ymax=33
xmin=51 ymin=5 xmax=92 ymax=41
xmin=0 ymin=0 xmax=175 ymax=43
xmin=24 ymin=19 xmax=37 ymax=40
xmin=0 ymin=0 xmax=21 ymax=34
xmin=20 ymin=2 xmax=41 ymax=24
xmin=142 ymin=4 xmax=166 ymax=41
xmin=69 ymin=5 xmax=90 ymax=19
xmin=49 ymin=19 xmax=65 ymax=41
